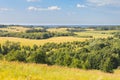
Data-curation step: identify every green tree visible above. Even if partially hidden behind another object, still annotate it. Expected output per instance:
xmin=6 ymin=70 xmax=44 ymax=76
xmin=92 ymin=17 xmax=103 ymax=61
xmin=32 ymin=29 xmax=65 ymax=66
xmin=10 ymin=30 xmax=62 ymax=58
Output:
xmin=27 ymin=50 xmax=46 ymax=63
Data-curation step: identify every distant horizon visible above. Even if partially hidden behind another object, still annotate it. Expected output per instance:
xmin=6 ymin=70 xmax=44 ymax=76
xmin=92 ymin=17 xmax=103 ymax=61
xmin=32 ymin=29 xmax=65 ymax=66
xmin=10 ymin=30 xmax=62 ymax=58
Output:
xmin=0 ymin=23 xmax=120 ymax=26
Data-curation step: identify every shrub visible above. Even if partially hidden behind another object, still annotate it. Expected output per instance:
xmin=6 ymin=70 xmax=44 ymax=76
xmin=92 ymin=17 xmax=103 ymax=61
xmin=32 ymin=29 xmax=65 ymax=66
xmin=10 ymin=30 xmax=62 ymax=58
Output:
xmin=5 ymin=50 xmax=26 ymax=62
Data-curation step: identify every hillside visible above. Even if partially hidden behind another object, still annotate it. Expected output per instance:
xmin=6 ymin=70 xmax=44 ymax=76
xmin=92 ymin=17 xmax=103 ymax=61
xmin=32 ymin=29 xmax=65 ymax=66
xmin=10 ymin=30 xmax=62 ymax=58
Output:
xmin=0 ymin=61 xmax=120 ymax=80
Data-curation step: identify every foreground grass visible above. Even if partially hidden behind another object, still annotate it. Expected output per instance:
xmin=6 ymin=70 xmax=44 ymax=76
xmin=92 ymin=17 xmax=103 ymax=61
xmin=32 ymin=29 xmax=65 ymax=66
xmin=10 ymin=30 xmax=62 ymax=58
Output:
xmin=0 ymin=61 xmax=120 ymax=80
xmin=0 ymin=37 xmax=88 ymax=46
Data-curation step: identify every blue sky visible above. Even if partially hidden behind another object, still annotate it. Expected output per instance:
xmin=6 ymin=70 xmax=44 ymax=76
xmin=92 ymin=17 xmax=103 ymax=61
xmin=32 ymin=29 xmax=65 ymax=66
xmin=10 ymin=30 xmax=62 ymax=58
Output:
xmin=0 ymin=0 xmax=120 ymax=25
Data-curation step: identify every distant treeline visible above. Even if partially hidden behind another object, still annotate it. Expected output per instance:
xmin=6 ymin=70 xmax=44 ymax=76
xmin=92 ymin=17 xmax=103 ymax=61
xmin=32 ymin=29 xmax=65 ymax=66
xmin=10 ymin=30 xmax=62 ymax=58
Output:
xmin=0 ymin=38 xmax=120 ymax=73
xmin=0 ymin=31 xmax=75 ymax=39
xmin=89 ymin=26 xmax=120 ymax=30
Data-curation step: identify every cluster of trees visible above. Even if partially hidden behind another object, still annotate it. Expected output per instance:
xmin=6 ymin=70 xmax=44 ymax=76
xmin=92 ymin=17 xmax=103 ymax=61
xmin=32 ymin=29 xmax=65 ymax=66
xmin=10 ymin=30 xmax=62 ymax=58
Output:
xmin=0 ymin=31 xmax=75 ymax=39
xmin=0 ymin=38 xmax=120 ymax=73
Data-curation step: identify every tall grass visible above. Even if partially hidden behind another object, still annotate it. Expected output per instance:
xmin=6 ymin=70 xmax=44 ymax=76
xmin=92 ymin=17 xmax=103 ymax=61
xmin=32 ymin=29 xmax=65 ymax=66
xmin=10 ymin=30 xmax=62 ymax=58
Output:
xmin=0 ymin=61 xmax=120 ymax=80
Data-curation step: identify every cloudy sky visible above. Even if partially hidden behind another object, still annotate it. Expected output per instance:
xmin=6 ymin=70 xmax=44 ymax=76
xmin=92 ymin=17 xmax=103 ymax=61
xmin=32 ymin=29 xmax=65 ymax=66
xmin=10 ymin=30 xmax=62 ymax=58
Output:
xmin=0 ymin=0 xmax=120 ymax=25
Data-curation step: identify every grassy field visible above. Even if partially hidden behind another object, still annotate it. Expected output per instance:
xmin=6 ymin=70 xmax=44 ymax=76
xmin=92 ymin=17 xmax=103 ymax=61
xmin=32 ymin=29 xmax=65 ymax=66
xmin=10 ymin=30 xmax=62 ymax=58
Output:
xmin=0 ymin=37 xmax=88 ymax=46
xmin=0 ymin=61 xmax=120 ymax=80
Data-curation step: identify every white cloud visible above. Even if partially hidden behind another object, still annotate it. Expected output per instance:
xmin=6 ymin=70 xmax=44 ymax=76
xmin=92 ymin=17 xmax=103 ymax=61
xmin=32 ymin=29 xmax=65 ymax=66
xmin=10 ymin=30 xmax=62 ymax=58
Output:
xmin=28 ymin=6 xmax=61 ymax=11
xmin=0 ymin=8 xmax=10 ymax=11
xmin=87 ymin=0 xmax=120 ymax=6
xmin=77 ymin=4 xmax=87 ymax=8
xmin=48 ymin=6 xmax=61 ymax=10
xmin=27 ymin=0 xmax=39 ymax=2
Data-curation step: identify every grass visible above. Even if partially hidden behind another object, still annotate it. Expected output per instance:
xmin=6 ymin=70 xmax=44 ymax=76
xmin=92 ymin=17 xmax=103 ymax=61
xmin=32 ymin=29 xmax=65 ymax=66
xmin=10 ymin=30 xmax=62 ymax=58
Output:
xmin=0 ymin=61 xmax=120 ymax=80
xmin=0 ymin=37 xmax=88 ymax=46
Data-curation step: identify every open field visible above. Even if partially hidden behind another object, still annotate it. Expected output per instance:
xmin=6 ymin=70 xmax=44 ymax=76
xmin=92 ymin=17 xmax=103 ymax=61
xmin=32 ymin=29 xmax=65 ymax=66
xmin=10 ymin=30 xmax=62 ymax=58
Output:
xmin=0 ymin=37 xmax=88 ymax=46
xmin=0 ymin=61 xmax=120 ymax=80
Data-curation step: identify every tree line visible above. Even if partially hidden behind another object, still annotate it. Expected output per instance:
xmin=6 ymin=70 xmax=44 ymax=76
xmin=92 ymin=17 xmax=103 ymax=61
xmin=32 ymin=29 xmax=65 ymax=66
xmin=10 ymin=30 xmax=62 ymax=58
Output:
xmin=0 ymin=38 xmax=120 ymax=73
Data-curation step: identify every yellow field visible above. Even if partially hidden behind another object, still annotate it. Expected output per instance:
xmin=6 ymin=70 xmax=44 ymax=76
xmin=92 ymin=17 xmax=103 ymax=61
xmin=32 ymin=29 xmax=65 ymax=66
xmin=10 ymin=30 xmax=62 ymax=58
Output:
xmin=0 ymin=61 xmax=120 ymax=80
xmin=0 ymin=37 xmax=88 ymax=46
xmin=0 ymin=26 xmax=30 ymax=32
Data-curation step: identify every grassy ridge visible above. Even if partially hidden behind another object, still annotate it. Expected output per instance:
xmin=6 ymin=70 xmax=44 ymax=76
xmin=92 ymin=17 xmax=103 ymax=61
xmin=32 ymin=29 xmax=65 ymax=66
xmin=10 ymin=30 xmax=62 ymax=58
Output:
xmin=0 ymin=61 xmax=120 ymax=80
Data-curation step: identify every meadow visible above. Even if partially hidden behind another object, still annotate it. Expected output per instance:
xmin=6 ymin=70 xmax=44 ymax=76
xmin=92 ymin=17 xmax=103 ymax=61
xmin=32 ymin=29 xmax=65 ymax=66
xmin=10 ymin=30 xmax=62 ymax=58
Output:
xmin=0 ymin=61 xmax=120 ymax=80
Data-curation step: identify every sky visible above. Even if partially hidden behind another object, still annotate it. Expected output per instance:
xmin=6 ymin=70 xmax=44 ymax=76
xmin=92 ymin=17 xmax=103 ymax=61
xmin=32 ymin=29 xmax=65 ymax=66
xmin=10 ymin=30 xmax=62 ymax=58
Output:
xmin=0 ymin=0 xmax=120 ymax=25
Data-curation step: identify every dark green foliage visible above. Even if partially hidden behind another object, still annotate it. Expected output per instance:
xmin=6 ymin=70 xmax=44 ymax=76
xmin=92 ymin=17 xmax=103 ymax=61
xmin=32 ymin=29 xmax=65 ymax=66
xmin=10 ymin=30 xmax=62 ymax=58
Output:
xmin=5 ymin=50 xmax=26 ymax=62
xmin=27 ymin=50 xmax=46 ymax=63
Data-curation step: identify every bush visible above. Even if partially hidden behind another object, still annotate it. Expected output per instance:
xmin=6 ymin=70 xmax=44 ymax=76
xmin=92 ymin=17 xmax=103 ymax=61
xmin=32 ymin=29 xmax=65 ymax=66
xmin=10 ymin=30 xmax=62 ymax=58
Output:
xmin=5 ymin=50 xmax=26 ymax=62
xmin=27 ymin=50 xmax=46 ymax=63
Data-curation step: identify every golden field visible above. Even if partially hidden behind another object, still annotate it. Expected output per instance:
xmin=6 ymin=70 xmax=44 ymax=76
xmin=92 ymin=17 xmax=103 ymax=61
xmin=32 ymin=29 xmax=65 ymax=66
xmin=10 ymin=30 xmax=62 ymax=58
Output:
xmin=0 ymin=61 xmax=120 ymax=80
